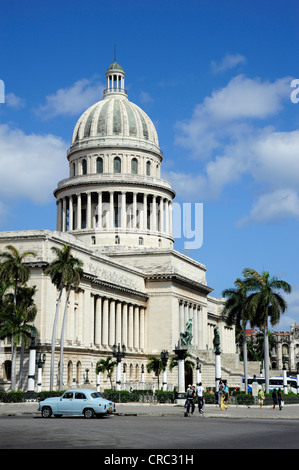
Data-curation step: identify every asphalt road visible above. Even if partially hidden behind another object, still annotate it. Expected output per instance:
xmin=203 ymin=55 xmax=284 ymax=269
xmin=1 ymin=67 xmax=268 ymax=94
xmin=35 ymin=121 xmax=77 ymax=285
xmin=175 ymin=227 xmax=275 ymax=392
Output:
xmin=1 ymin=413 xmax=299 ymax=450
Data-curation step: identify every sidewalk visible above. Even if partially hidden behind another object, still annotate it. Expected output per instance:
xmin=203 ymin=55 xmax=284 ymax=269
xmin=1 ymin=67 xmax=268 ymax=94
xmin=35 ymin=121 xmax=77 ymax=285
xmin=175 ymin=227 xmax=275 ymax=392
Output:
xmin=1 ymin=401 xmax=299 ymax=419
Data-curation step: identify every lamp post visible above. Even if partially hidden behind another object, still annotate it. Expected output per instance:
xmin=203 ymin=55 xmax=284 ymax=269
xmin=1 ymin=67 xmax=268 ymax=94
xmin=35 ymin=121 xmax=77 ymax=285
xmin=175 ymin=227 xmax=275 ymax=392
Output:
xmin=113 ymin=343 xmax=126 ymax=391
xmin=36 ymin=352 xmax=46 ymax=392
xmin=213 ymin=326 xmax=222 ymax=395
xmin=196 ymin=357 xmax=201 ymax=386
xmin=160 ymin=350 xmax=169 ymax=391
xmin=26 ymin=326 xmax=37 ymax=399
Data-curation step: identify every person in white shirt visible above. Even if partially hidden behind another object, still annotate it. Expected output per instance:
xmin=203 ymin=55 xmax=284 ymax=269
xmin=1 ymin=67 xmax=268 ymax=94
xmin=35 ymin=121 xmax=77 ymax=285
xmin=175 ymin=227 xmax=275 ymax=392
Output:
xmin=196 ymin=382 xmax=205 ymax=414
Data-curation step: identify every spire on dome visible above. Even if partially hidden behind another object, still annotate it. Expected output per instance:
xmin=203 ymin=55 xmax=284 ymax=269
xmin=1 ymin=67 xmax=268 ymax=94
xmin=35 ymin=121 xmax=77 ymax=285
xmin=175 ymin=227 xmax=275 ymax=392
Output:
xmin=104 ymin=48 xmax=126 ymax=97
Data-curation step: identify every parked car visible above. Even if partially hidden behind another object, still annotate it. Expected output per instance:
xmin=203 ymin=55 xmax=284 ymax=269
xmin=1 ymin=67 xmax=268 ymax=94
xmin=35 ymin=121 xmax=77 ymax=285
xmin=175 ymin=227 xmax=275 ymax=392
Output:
xmin=38 ymin=389 xmax=116 ymax=418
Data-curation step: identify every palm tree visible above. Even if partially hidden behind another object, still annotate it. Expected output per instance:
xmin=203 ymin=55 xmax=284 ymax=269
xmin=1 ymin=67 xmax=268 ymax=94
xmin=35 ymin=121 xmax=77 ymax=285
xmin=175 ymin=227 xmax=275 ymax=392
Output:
xmin=59 ymin=255 xmax=83 ymax=390
xmin=243 ymin=268 xmax=291 ymax=393
xmin=0 ymin=245 xmax=36 ymax=389
xmin=6 ymin=285 xmax=38 ymax=389
xmin=222 ymin=278 xmax=253 ymax=394
xmin=0 ymin=290 xmax=38 ymax=388
xmin=96 ymin=357 xmax=117 ymax=389
xmin=44 ymin=244 xmax=83 ymax=390
xmin=146 ymin=356 xmax=164 ymax=390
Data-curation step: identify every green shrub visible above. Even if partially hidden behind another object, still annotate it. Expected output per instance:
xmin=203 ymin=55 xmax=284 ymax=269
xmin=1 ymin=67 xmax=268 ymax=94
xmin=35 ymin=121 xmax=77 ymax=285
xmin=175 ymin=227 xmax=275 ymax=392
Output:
xmin=0 ymin=391 xmax=25 ymax=403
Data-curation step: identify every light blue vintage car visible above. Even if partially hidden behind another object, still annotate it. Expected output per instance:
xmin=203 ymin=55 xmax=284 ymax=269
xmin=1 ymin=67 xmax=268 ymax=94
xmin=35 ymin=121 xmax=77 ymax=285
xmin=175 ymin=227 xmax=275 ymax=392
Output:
xmin=38 ymin=389 xmax=116 ymax=419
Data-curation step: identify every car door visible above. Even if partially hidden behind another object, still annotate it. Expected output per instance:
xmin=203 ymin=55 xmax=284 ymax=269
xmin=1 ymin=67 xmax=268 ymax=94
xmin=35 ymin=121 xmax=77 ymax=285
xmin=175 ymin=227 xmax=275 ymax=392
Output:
xmin=57 ymin=391 xmax=74 ymax=414
xmin=73 ymin=392 xmax=88 ymax=414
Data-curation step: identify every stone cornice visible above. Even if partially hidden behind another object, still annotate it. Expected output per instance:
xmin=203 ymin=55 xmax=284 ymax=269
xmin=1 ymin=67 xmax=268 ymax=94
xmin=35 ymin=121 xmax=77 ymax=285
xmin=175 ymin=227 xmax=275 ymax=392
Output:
xmin=145 ymin=272 xmax=213 ymax=295
xmin=54 ymin=173 xmax=175 ymax=198
xmin=83 ymin=273 xmax=148 ymax=301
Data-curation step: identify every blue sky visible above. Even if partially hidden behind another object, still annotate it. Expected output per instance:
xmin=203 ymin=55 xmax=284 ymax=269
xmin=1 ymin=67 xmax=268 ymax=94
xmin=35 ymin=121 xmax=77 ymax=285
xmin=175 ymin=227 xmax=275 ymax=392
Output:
xmin=0 ymin=0 xmax=299 ymax=330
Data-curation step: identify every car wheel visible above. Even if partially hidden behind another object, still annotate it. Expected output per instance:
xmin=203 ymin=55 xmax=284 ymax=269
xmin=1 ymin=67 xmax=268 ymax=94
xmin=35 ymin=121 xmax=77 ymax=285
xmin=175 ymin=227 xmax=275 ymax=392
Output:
xmin=41 ymin=406 xmax=52 ymax=418
xmin=83 ymin=408 xmax=95 ymax=419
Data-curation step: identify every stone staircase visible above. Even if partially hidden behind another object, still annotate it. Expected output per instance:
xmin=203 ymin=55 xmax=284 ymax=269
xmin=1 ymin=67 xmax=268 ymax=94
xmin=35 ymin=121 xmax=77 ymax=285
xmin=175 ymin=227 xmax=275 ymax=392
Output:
xmin=195 ymin=351 xmax=260 ymax=389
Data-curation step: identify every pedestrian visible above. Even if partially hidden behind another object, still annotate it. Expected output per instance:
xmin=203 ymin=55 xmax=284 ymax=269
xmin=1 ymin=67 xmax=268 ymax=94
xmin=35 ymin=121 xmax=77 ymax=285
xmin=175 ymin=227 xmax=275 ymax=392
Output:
xmin=196 ymin=382 xmax=205 ymax=414
xmin=184 ymin=384 xmax=192 ymax=409
xmin=218 ymin=380 xmax=223 ymax=407
xmin=186 ymin=384 xmax=195 ymax=415
xmin=223 ymin=380 xmax=229 ymax=409
xmin=277 ymin=388 xmax=283 ymax=410
xmin=258 ymin=386 xmax=265 ymax=409
xmin=272 ymin=389 xmax=278 ymax=410
xmin=219 ymin=383 xmax=227 ymax=411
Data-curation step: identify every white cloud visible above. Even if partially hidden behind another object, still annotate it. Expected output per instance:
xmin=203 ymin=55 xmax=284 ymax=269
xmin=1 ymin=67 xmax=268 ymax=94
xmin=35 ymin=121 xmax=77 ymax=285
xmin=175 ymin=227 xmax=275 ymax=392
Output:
xmin=174 ymin=74 xmax=299 ymax=223
xmin=139 ymin=91 xmax=153 ymax=104
xmin=0 ymin=124 xmax=68 ymax=204
xmin=237 ymin=189 xmax=299 ymax=226
xmin=211 ymin=53 xmax=247 ymax=73
xmin=35 ymin=78 xmax=105 ymax=118
xmin=5 ymin=92 xmax=26 ymax=109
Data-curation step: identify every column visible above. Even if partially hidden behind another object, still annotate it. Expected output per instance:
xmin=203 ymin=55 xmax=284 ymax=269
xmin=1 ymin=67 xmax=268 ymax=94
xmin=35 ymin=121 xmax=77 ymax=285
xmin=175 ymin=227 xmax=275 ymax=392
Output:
xmin=165 ymin=199 xmax=169 ymax=234
xmin=56 ymin=199 xmax=62 ymax=231
xmin=77 ymin=193 xmax=82 ymax=230
xmin=97 ymin=191 xmax=102 ymax=229
xmin=109 ymin=300 xmax=115 ymax=347
xmin=179 ymin=300 xmax=185 ymax=334
xmin=132 ymin=192 xmax=137 ymax=229
xmin=134 ymin=306 xmax=139 ymax=350
xmin=122 ymin=303 xmax=128 ymax=346
xmin=197 ymin=306 xmax=201 ymax=349
xmin=152 ymin=195 xmax=157 ymax=231
xmin=139 ymin=307 xmax=145 ymax=351
xmin=109 ymin=192 xmax=114 ymax=228
xmin=95 ymin=296 xmax=102 ymax=346
xmin=87 ymin=192 xmax=91 ymax=229
xmin=192 ymin=305 xmax=198 ymax=347
xmin=184 ymin=302 xmax=188 ymax=327
xmin=121 ymin=192 xmax=126 ymax=229
xmin=159 ymin=197 xmax=164 ymax=232
xmin=69 ymin=195 xmax=73 ymax=231
xmin=102 ymin=298 xmax=109 ymax=347
xmin=62 ymin=197 xmax=67 ymax=232
xmin=128 ymin=305 xmax=134 ymax=349
xmin=116 ymin=301 xmax=122 ymax=345
xmin=143 ymin=194 xmax=148 ymax=230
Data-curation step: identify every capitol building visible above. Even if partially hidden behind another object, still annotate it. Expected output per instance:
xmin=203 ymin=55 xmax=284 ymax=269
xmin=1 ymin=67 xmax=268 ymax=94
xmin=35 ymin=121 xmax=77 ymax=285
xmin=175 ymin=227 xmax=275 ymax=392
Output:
xmin=0 ymin=59 xmax=258 ymax=391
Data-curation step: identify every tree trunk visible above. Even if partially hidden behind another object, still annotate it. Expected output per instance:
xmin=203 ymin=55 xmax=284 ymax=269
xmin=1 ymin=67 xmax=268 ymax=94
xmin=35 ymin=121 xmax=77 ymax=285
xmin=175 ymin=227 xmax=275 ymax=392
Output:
xmin=264 ymin=321 xmax=270 ymax=393
xmin=10 ymin=338 xmax=17 ymax=391
xmin=59 ymin=286 xmax=70 ymax=390
xmin=242 ymin=323 xmax=248 ymax=394
xmin=50 ymin=285 xmax=64 ymax=390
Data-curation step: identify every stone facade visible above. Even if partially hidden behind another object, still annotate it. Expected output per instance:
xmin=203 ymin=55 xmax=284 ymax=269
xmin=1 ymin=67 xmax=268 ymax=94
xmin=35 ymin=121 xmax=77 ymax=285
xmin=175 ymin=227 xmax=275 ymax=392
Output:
xmin=0 ymin=59 xmax=260 ymax=392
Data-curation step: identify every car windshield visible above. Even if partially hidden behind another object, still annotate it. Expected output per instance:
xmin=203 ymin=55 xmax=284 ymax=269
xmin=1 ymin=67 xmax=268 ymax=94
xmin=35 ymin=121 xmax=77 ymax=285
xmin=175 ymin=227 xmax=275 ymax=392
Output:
xmin=90 ymin=392 xmax=101 ymax=399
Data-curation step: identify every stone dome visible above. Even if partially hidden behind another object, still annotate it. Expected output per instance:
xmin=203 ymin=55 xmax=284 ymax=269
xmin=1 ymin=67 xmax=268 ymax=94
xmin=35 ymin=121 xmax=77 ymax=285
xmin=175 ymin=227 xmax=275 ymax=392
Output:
xmin=70 ymin=61 xmax=161 ymax=156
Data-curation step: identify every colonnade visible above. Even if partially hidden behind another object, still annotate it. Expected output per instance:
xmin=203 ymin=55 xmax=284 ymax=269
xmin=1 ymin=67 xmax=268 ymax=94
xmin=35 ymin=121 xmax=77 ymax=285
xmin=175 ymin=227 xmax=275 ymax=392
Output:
xmin=65 ymin=288 xmax=146 ymax=352
xmin=56 ymin=190 xmax=173 ymax=235
xmin=94 ymin=296 xmax=146 ymax=352
xmin=179 ymin=300 xmax=202 ymax=348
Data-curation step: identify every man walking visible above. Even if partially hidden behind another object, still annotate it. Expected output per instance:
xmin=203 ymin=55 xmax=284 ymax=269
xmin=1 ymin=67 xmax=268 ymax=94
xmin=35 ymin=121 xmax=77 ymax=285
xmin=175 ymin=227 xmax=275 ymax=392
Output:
xmin=196 ymin=382 xmax=205 ymax=414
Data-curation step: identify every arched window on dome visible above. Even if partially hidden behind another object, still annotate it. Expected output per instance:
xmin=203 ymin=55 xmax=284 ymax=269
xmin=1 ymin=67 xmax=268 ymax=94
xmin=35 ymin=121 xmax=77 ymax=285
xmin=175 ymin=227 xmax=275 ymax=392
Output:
xmin=114 ymin=156 xmax=121 ymax=174
xmin=72 ymin=162 xmax=76 ymax=176
xmin=82 ymin=159 xmax=87 ymax=175
xmin=131 ymin=158 xmax=138 ymax=174
xmin=96 ymin=157 xmax=103 ymax=174
xmin=146 ymin=160 xmax=151 ymax=176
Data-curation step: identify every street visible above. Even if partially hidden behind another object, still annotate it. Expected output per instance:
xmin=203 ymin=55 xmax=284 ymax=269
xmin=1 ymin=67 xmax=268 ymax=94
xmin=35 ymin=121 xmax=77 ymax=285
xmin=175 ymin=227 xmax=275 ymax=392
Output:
xmin=1 ymin=414 xmax=299 ymax=450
